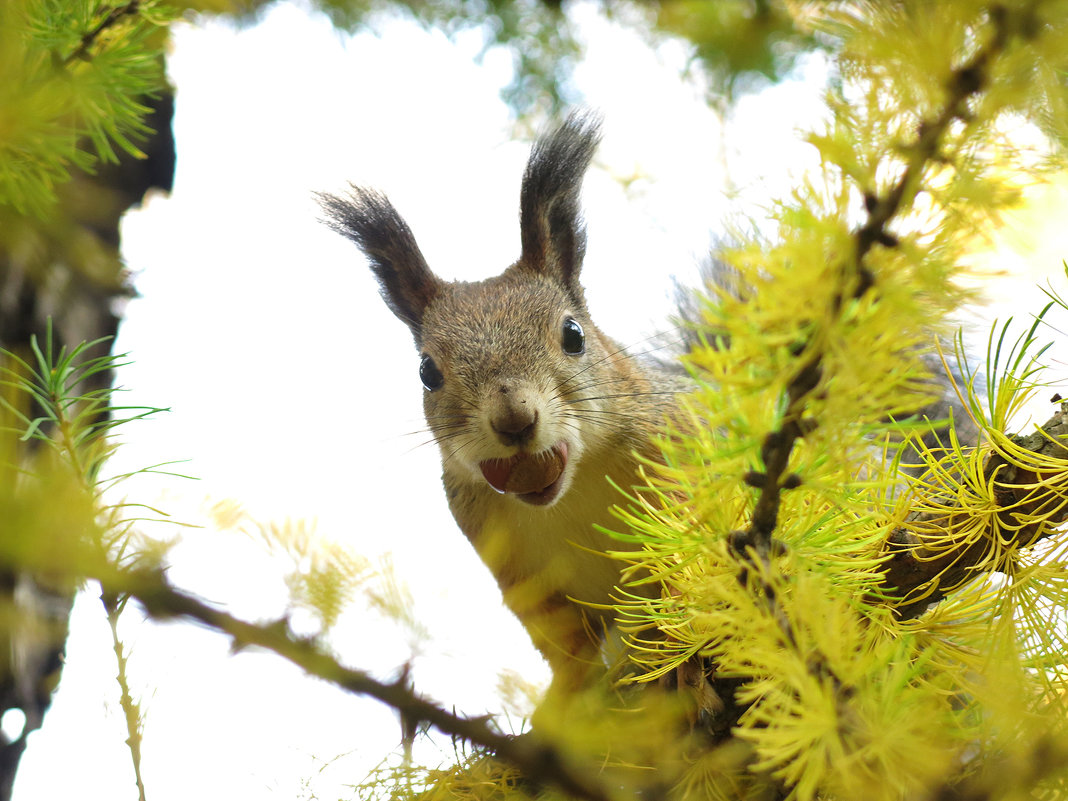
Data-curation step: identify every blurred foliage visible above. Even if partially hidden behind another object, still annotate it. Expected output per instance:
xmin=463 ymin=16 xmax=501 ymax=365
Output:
xmin=5 ymin=1 xmax=1068 ymax=801
xmin=281 ymin=0 xmax=832 ymax=115
xmin=0 ymin=0 xmax=174 ymax=217
xmin=0 ymin=327 xmax=174 ymax=801
xmin=0 ymin=0 xmax=833 ymax=215
xmin=308 ymin=0 xmax=584 ymax=113
xmin=650 ymin=0 xmax=827 ymax=105
xmin=0 ymin=3 xmax=178 ymax=795
xmin=0 ymin=326 xmax=169 ymax=574
xmin=299 ymin=0 xmax=834 ymax=112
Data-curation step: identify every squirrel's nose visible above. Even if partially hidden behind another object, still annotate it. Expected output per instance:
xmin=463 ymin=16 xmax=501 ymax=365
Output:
xmin=491 ymin=385 xmax=539 ymax=446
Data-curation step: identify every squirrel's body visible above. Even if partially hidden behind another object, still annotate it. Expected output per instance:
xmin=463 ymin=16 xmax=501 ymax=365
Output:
xmin=320 ymin=113 xmax=677 ymax=687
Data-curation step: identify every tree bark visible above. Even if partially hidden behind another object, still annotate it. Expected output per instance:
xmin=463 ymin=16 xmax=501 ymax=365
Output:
xmin=882 ymin=402 xmax=1068 ymax=619
xmin=0 ymin=92 xmax=175 ymax=801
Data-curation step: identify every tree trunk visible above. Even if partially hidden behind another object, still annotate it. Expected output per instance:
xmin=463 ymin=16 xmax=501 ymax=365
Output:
xmin=0 ymin=92 xmax=175 ymax=801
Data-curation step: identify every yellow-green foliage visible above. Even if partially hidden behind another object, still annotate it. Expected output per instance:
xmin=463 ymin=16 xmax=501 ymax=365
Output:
xmin=6 ymin=2 xmax=1068 ymax=801
xmin=352 ymin=752 xmax=527 ymax=801
xmin=245 ymin=512 xmax=431 ymax=642
xmin=0 ymin=0 xmax=290 ymax=217
xmin=0 ymin=0 xmax=175 ymax=216
xmin=368 ymin=3 xmax=1068 ymax=800
xmin=596 ymin=3 xmax=1068 ymax=800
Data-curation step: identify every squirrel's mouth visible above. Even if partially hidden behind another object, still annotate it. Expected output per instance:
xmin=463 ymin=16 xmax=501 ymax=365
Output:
xmin=479 ymin=441 xmax=569 ymax=506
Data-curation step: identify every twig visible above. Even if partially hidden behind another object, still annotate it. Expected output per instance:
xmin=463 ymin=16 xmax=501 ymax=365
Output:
xmin=102 ymin=592 xmax=147 ymax=801
xmin=64 ymin=1 xmax=141 ymax=66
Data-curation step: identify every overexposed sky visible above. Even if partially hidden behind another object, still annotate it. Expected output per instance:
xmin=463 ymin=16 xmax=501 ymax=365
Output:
xmin=12 ymin=2 xmax=1067 ymax=799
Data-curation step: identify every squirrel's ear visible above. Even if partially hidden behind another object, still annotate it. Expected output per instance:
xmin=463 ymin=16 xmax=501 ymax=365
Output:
xmin=318 ymin=187 xmax=442 ymax=342
xmin=519 ymin=110 xmax=602 ymax=303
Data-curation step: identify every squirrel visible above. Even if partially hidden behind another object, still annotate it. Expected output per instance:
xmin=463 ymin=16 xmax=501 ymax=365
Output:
xmin=318 ymin=112 xmax=680 ymax=691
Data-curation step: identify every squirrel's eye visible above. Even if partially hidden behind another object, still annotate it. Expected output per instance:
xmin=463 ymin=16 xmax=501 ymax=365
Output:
xmin=561 ymin=317 xmax=585 ymax=356
xmin=419 ymin=354 xmax=444 ymax=391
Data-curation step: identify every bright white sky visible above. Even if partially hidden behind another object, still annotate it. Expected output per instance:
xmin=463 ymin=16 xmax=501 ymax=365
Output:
xmin=11 ymin=2 xmax=1068 ymax=799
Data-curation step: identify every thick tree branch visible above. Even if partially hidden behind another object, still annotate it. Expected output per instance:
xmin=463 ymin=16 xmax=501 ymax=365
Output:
xmin=881 ymin=403 xmax=1068 ymax=619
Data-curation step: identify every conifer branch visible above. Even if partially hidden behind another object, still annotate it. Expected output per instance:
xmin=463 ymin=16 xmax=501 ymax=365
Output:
xmin=854 ymin=3 xmax=1012 ymax=276
xmin=882 ymin=403 xmax=1068 ymax=619
xmin=101 ymin=566 xmax=616 ymax=801
xmin=708 ymin=2 xmax=1045 ymax=745
xmin=738 ymin=3 xmax=1028 ymax=559
xmin=64 ymin=1 xmax=142 ymax=66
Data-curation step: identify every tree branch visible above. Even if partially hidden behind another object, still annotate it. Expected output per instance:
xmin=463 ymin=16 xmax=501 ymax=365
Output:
xmin=710 ymin=5 xmax=1038 ymax=736
xmin=99 ymin=567 xmax=617 ymax=801
xmin=881 ymin=402 xmax=1068 ymax=619
xmin=736 ymin=5 xmax=1023 ymax=561
xmin=64 ymin=1 xmax=141 ymax=66
xmin=102 ymin=592 xmax=146 ymax=801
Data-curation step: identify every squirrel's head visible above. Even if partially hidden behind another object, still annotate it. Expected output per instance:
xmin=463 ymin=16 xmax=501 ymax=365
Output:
xmin=319 ymin=112 xmax=636 ymax=507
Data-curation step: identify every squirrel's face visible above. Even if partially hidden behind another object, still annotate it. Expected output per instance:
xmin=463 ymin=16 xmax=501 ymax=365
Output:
xmin=416 ymin=271 xmax=615 ymax=507
xmin=320 ymin=112 xmax=623 ymax=509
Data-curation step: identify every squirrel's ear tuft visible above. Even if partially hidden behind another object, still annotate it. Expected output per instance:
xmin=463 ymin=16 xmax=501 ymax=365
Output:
xmin=317 ymin=187 xmax=442 ymax=343
xmin=519 ymin=110 xmax=602 ymax=303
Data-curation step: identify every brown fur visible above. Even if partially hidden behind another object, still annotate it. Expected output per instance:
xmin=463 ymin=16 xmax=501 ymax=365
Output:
xmin=319 ymin=113 xmax=680 ymax=690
